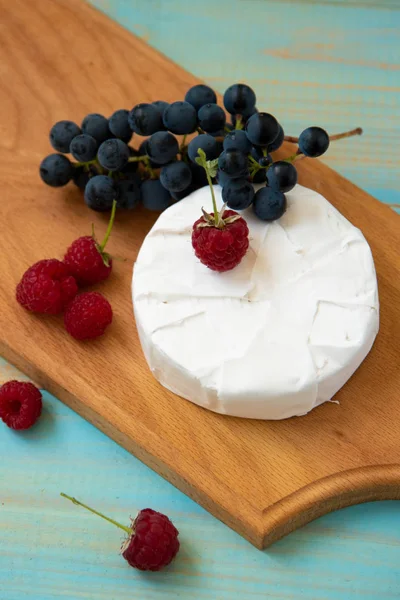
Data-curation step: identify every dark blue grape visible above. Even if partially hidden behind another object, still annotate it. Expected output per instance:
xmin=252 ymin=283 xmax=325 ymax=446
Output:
xmin=223 ymin=129 xmax=252 ymax=154
xmin=188 ymin=134 xmax=219 ymax=163
xmin=218 ymin=149 xmax=248 ymax=178
xmin=267 ymin=161 xmax=297 ymax=193
xmin=138 ymin=139 xmax=158 ymax=168
xmin=207 ymin=129 xmax=225 ymax=137
xmin=191 ymin=163 xmax=208 ymax=188
xmin=298 ymin=126 xmax=330 ymax=157
xmin=69 ymin=134 xmax=98 ymax=162
xmin=128 ymin=103 xmax=163 ymax=136
xmin=117 ymin=177 xmax=141 ymax=209
xmin=163 ymin=101 xmax=197 ymax=134
xmin=185 ymin=84 xmax=217 ymax=111
xmin=245 ymin=113 xmax=279 ymax=147
xmin=160 ymin=161 xmax=192 ymax=192
xmin=109 ymin=109 xmax=132 ymax=143
xmin=216 ymin=169 xmax=231 ymax=187
xmin=84 ymin=175 xmax=119 ymax=212
xmin=97 ymin=138 xmax=130 ymax=171
xmin=198 ymin=103 xmax=226 ymax=133
xmin=39 ymin=154 xmax=73 ymax=187
xmin=170 ymin=181 xmax=197 ymax=201
xmin=141 ymin=179 xmax=171 ymax=211
xmin=146 ymin=131 xmax=179 ymax=165
xmin=222 ymin=179 xmax=254 ymax=210
xmin=72 ymin=165 xmax=97 ymax=190
xmin=153 ymin=100 xmax=169 ymax=117
xmin=250 ymin=145 xmax=263 ymax=161
xmin=253 ymin=186 xmax=287 ymax=221
xmin=81 ymin=114 xmax=110 ymax=144
xmin=258 ymin=154 xmax=272 ymax=167
xmin=223 ymin=84 xmax=256 ymax=115
xmin=50 ymin=120 xmax=81 ymax=153
xmin=268 ymin=125 xmax=284 ymax=152
xmin=72 ymin=166 xmax=89 ymax=190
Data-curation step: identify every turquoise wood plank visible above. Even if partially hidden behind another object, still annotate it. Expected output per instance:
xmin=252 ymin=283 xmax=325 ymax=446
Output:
xmin=1 ymin=359 xmax=400 ymax=600
xmin=2 ymin=2 xmax=400 ymax=598
xmin=92 ymin=0 xmax=400 ymax=208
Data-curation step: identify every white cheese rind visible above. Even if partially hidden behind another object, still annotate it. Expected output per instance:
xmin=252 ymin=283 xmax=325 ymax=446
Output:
xmin=132 ymin=184 xmax=379 ymax=420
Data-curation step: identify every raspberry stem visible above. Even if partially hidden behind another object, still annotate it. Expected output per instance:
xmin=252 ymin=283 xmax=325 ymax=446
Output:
xmin=205 ymin=161 xmax=218 ymax=217
xmin=60 ymin=493 xmax=132 ymax=534
xmin=284 ymin=127 xmax=362 ymax=144
xmin=99 ymin=199 xmax=117 ymax=252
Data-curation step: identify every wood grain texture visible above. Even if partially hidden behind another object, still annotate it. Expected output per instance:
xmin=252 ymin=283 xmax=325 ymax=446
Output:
xmin=1 ymin=0 xmax=400 ymax=551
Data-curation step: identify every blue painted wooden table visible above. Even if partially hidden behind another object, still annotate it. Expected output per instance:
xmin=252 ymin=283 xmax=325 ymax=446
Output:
xmin=1 ymin=1 xmax=400 ymax=598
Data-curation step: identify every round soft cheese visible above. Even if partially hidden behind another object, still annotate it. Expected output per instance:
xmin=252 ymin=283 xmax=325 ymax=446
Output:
xmin=132 ymin=184 xmax=379 ymax=420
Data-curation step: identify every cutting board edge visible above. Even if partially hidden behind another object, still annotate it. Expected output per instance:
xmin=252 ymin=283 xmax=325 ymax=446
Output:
xmin=3 ymin=338 xmax=400 ymax=550
xmin=260 ymin=464 xmax=400 ymax=548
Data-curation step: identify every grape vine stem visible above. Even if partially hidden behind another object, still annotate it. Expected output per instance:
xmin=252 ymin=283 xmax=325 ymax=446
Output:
xmin=99 ymin=199 xmax=117 ymax=252
xmin=127 ymin=155 xmax=148 ymax=163
xmin=180 ymin=134 xmax=187 ymax=152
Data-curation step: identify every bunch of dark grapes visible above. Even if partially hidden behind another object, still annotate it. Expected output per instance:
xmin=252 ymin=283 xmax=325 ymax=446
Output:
xmin=40 ymin=83 xmax=360 ymax=220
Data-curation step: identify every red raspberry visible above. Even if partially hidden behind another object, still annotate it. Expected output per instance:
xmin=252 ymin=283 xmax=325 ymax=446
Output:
xmin=122 ymin=509 xmax=180 ymax=572
xmin=60 ymin=494 xmax=180 ymax=573
xmin=16 ymin=259 xmax=78 ymax=314
xmin=64 ymin=200 xmax=116 ymax=286
xmin=64 ymin=291 xmax=113 ymax=340
xmin=64 ymin=236 xmax=112 ymax=286
xmin=192 ymin=209 xmax=249 ymax=272
xmin=0 ymin=381 xmax=42 ymax=430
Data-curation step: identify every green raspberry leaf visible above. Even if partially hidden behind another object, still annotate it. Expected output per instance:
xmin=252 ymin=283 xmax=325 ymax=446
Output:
xmin=206 ymin=158 xmax=219 ymax=178
xmin=196 ymin=148 xmax=207 ymax=169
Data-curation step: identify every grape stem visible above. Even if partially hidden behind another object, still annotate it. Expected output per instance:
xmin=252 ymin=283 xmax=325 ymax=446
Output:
xmin=60 ymin=493 xmax=132 ymax=535
xmin=180 ymin=134 xmax=187 ymax=152
xmin=235 ymin=115 xmax=244 ymax=131
xmin=127 ymin=155 xmax=148 ymax=163
xmin=284 ymin=127 xmax=363 ymax=144
xmin=73 ymin=158 xmax=105 ymax=175
xmin=144 ymin=157 xmax=157 ymax=179
xmin=283 ymin=152 xmax=304 ymax=163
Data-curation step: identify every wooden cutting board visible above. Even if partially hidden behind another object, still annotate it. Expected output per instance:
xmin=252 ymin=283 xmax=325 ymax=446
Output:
xmin=1 ymin=0 xmax=400 ymax=549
